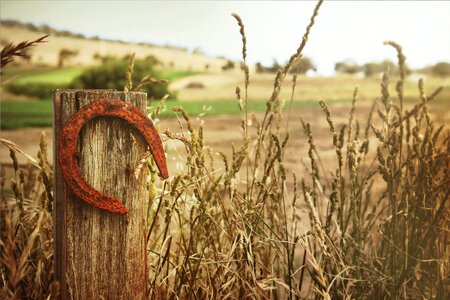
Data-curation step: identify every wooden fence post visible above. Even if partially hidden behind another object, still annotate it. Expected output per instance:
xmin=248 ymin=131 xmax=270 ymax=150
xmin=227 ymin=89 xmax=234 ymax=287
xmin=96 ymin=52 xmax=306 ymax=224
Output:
xmin=53 ymin=90 xmax=149 ymax=299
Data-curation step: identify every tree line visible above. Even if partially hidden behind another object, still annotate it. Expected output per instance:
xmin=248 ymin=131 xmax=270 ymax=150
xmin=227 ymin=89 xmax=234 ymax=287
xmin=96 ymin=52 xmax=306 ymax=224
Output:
xmin=253 ymin=57 xmax=450 ymax=77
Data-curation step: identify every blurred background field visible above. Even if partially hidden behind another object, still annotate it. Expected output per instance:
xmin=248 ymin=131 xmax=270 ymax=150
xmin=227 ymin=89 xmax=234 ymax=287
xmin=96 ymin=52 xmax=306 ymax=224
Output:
xmin=1 ymin=19 xmax=449 ymax=163
xmin=1 ymin=16 xmax=449 ymax=172
xmin=1 ymin=20 xmax=449 ymax=129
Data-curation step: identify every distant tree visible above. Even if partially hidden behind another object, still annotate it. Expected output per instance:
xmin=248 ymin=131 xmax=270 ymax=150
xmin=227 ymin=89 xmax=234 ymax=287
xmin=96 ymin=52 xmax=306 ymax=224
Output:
xmin=144 ymin=54 xmax=161 ymax=66
xmin=93 ymin=53 xmax=116 ymax=64
xmin=335 ymin=60 xmax=361 ymax=75
xmin=363 ymin=60 xmax=395 ymax=77
xmin=222 ymin=60 xmax=235 ymax=71
xmin=93 ymin=52 xmax=103 ymax=63
xmin=289 ymin=56 xmax=316 ymax=74
xmin=24 ymin=22 xmax=39 ymax=32
xmin=362 ymin=60 xmax=412 ymax=77
xmin=255 ymin=58 xmax=300 ymax=73
xmin=362 ymin=62 xmax=382 ymax=77
xmin=40 ymin=25 xmax=52 ymax=34
xmin=269 ymin=59 xmax=281 ymax=73
xmin=192 ymin=47 xmax=204 ymax=55
xmin=255 ymin=62 xmax=264 ymax=73
xmin=430 ymin=62 xmax=450 ymax=77
xmin=71 ymin=58 xmax=171 ymax=99
xmin=58 ymin=48 xmax=78 ymax=68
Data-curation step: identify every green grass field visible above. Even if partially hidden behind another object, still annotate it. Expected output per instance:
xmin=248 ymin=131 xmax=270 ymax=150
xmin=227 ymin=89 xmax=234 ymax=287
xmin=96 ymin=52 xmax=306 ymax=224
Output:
xmin=3 ymin=92 xmax=448 ymax=130
xmin=1 ymin=98 xmax=330 ymax=129
xmin=3 ymin=67 xmax=195 ymax=85
xmin=0 ymin=67 xmax=201 ymax=129
xmin=159 ymin=70 xmax=198 ymax=81
xmin=2 ymin=66 xmax=85 ymax=85
xmin=0 ymin=100 xmax=54 ymax=129
xmin=15 ymin=67 xmax=85 ymax=84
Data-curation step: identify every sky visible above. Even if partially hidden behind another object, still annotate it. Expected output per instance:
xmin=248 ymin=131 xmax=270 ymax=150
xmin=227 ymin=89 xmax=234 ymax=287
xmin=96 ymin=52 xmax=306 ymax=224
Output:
xmin=1 ymin=1 xmax=449 ymax=75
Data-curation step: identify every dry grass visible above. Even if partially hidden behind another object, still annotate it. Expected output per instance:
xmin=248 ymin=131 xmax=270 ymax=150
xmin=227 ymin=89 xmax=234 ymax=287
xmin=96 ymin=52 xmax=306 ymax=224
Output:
xmin=0 ymin=133 xmax=56 ymax=299
xmin=1 ymin=1 xmax=449 ymax=298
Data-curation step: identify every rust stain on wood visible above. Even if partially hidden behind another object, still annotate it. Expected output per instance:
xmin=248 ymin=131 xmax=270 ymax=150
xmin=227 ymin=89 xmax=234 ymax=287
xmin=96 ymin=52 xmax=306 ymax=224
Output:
xmin=59 ymin=98 xmax=168 ymax=214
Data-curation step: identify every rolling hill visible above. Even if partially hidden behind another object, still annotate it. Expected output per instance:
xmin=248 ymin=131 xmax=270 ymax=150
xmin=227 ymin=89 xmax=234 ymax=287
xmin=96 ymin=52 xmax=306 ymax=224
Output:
xmin=0 ymin=20 xmax=229 ymax=72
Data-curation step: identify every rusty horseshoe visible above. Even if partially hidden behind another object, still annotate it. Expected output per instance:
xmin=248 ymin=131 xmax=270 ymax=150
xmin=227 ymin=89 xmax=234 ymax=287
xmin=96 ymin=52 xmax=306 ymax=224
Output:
xmin=59 ymin=99 xmax=169 ymax=214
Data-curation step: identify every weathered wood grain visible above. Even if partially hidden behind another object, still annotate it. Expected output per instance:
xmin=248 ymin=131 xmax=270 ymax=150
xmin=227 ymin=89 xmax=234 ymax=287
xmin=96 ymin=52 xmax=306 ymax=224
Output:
xmin=53 ymin=90 xmax=149 ymax=299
